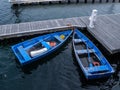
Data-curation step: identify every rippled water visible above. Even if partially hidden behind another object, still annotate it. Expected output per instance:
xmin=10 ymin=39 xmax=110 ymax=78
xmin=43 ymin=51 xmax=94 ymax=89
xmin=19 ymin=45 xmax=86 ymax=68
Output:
xmin=0 ymin=0 xmax=120 ymax=90
xmin=1 ymin=0 xmax=120 ymax=25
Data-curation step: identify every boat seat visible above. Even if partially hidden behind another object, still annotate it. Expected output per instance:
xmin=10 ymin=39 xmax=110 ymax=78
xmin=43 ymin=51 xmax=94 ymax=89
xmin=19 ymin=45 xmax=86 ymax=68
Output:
xmin=54 ymin=35 xmax=63 ymax=42
xmin=41 ymin=41 xmax=51 ymax=49
xmin=87 ymin=65 xmax=109 ymax=74
xmin=17 ymin=46 xmax=31 ymax=61
xmin=24 ymin=42 xmax=40 ymax=50
xmin=76 ymin=49 xmax=95 ymax=55
xmin=74 ymin=39 xmax=82 ymax=43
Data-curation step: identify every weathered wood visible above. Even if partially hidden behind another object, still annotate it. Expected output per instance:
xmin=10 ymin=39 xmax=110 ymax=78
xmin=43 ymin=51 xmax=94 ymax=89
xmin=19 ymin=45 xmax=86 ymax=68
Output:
xmin=70 ymin=17 xmax=85 ymax=28
xmin=9 ymin=0 xmax=65 ymax=4
xmin=10 ymin=24 xmax=19 ymax=34
xmin=0 ymin=26 xmax=5 ymax=35
xmin=1 ymin=14 xmax=120 ymax=54
xmin=80 ymin=14 xmax=120 ymax=54
xmin=5 ymin=25 xmax=12 ymax=34
xmin=9 ymin=0 xmax=120 ymax=5
xmin=0 ymin=17 xmax=86 ymax=40
xmin=55 ymin=19 xmax=66 ymax=26
xmin=64 ymin=18 xmax=78 ymax=25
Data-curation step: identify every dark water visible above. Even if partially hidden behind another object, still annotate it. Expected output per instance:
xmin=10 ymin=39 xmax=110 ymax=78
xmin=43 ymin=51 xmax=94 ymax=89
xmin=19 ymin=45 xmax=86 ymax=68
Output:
xmin=0 ymin=0 xmax=120 ymax=90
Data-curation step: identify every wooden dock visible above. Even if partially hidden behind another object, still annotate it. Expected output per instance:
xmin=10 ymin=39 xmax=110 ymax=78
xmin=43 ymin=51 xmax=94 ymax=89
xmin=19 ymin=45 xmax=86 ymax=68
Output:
xmin=9 ymin=0 xmax=65 ymax=4
xmin=9 ymin=0 xmax=120 ymax=5
xmin=0 ymin=14 xmax=120 ymax=54
xmin=0 ymin=17 xmax=86 ymax=39
xmin=80 ymin=14 xmax=120 ymax=54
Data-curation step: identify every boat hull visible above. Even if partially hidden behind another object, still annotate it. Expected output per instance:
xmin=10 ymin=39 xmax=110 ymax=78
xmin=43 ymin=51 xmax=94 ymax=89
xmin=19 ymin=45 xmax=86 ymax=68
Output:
xmin=72 ymin=29 xmax=114 ymax=79
xmin=12 ymin=30 xmax=73 ymax=66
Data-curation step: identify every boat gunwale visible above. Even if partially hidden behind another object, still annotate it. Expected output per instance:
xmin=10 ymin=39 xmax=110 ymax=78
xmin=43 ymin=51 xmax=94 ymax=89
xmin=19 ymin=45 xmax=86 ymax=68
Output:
xmin=11 ymin=30 xmax=73 ymax=65
xmin=72 ymin=29 xmax=114 ymax=79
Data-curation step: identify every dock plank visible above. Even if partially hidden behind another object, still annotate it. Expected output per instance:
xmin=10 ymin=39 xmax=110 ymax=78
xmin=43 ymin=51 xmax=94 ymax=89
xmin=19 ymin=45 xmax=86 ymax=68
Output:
xmin=19 ymin=23 xmax=31 ymax=32
xmin=9 ymin=0 xmax=120 ymax=5
xmin=56 ymin=19 xmax=67 ymax=26
xmin=0 ymin=26 xmax=5 ymax=35
xmin=0 ymin=17 xmax=86 ymax=39
xmin=45 ymin=20 xmax=55 ymax=28
xmin=11 ymin=24 xmax=19 ymax=33
xmin=9 ymin=0 xmax=65 ymax=4
xmin=93 ymin=21 xmax=120 ymax=49
xmin=76 ymin=17 xmax=87 ymax=27
xmin=64 ymin=18 xmax=78 ymax=25
xmin=1 ymin=25 xmax=7 ymax=35
xmin=30 ymin=21 xmax=42 ymax=30
xmin=81 ymin=14 xmax=120 ymax=54
xmin=98 ymin=15 xmax=120 ymax=39
xmin=5 ymin=25 xmax=12 ymax=34
xmin=54 ymin=19 xmax=62 ymax=27
xmin=1 ymin=13 xmax=120 ymax=54
xmin=48 ymin=20 xmax=59 ymax=27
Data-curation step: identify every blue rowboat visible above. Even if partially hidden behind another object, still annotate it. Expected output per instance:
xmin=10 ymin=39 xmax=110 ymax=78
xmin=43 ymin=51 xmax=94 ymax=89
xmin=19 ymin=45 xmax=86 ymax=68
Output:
xmin=72 ymin=29 xmax=114 ymax=79
xmin=11 ymin=30 xmax=73 ymax=66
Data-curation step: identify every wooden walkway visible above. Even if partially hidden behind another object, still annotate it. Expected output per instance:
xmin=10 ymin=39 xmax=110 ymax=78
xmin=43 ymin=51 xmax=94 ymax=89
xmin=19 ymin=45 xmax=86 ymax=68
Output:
xmin=9 ymin=0 xmax=120 ymax=4
xmin=0 ymin=14 xmax=120 ymax=54
xmin=0 ymin=17 xmax=86 ymax=39
xmin=80 ymin=14 xmax=120 ymax=54
xmin=9 ymin=0 xmax=65 ymax=4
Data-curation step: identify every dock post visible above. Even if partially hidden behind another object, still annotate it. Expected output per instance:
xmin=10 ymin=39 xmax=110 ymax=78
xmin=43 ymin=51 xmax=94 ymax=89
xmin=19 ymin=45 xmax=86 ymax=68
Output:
xmin=49 ymin=1 xmax=52 ymax=4
xmin=99 ymin=0 xmax=102 ymax=3
xmin=85 ymin=0 xmax=87 ymax=3
xmin=59 ymin=1 xmax=62 ymax=4
xmin=68 ymin=0 xmax=71 ymax=3
xmin=92 ymin=0 xmax=95 ymax=3
xmin=76 ymin=0 xmax=79 ymax=3
xmin=106 ymin=0 xmax=109 ymax=2
xmin=89 ymin=9 xmax=98 ymax=28
xmin=112 ymin=0 xmax=115 ymax=2
xmin=39 ymin=2 xmax=42 ymax=4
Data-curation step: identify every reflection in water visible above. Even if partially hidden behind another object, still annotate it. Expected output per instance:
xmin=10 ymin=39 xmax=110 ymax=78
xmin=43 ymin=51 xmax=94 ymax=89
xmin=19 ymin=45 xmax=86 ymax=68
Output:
xmin=11 ymin=5 xmax=21 ymax=23
xmin=108 ymin=4 xmax=115 ymax=14
xmin=1 ymin=2 xmax=120 ymax=25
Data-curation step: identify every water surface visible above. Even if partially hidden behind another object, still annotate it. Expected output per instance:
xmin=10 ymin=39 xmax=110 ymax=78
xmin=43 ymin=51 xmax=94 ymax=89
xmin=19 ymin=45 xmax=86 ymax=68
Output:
xmin=0 ymin=0 xmax=120 ymax=90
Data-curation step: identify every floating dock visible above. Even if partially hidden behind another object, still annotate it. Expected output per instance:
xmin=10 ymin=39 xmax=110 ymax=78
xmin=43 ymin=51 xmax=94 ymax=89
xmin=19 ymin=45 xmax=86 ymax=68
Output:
xmin=9 ymin=0 xmax=120 ymax=5
xmin=0 ymin=14 xmax=120 ymax=54
xmin=0 ymin=17 xmax=86 ymax=39
xmin=81 ymin=14 xmax=120 ymax=54
xmin=9 ymin=0 xmax=65 ymax=4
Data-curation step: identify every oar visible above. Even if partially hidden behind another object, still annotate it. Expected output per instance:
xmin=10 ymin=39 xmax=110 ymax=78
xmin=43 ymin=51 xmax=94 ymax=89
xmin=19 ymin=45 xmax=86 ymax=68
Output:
xmin=85 ymin=43 xmax=93 ymax=67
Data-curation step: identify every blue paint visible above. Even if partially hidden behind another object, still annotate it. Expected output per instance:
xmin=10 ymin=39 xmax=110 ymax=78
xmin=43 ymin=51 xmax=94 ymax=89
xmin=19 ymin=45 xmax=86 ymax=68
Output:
xmin=0 ymin=0 xmax=120 ymax=90
xmin=73 ymin=29 xmax=114 ymax=79
xmin=11 ymin=30 xmax=73 ymax=65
